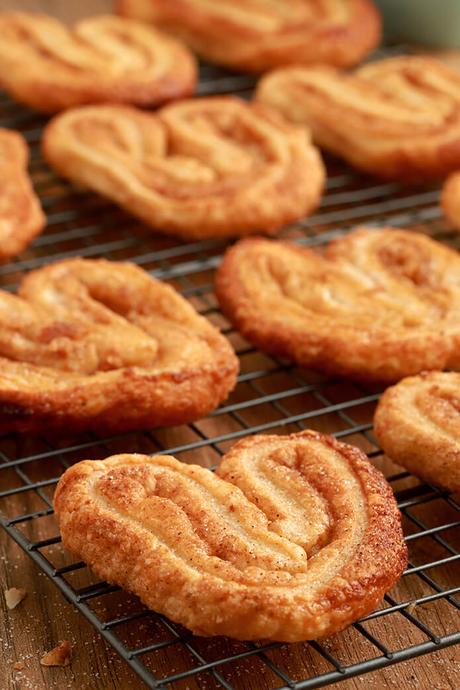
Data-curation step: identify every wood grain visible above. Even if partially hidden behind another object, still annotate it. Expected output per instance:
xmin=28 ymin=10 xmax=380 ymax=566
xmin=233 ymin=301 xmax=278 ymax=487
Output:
xmin=0 ymin=1 xmax=459 ymax=689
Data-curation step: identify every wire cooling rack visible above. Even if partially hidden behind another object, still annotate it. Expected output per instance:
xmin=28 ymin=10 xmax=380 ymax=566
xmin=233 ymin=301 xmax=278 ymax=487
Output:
xmin=0 ymin=52 xmax=459 ymax=690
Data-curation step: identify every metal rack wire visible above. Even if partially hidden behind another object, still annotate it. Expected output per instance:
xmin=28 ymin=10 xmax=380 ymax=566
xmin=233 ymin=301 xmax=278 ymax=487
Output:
xmin=0 ymin=54 xmax=459 ymax=690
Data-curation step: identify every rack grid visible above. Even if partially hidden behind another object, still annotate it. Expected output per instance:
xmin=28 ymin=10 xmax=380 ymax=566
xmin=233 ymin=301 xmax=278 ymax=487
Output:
xmin=0 ymin=54 xmax=459 ymax=690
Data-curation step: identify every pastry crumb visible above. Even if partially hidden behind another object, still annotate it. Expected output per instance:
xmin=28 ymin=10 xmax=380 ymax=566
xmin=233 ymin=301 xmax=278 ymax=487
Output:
xmin=4 ymin=587 xmax=27 ymax=610
xmin=40 ymin=640 xmax=72 ymax=667
xmin=13 ymin=661 xmax=25 ymax=670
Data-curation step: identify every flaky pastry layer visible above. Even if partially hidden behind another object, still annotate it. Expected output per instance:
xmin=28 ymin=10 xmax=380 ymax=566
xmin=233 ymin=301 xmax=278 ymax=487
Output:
xmin=54 ymin=430 xmax=406 ymax=641
xmin=374 ymin=372 xmax=460 ymax=494
xmin=0 ymin=129 xmax=45 ymax=260
xmin=0 ymin=258 xmax=237 ymax=434
xmin=42 ymin=99 xmax=325 ymax=240
xmin=117 ymin=0 xmax=381 ymax=72
xmin=256 ymin=56 xmax=460 ymax=181
xmin=215 ymin=227 xmax=460 ymax=382
xmin=0 ymin=13 xmax=197 ymax=113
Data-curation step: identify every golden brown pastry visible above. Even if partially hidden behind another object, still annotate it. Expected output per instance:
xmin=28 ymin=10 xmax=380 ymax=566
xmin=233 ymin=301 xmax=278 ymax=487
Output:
xmin=54 ymin=430 xmax=407 ymax=641
xmin=441 ymin=172 xmax=460 ymax=231
xmin=0 ymin=13 xmax=197 ymax=113
xmin=42 ymin=100 xmax=325 ymax=240
xmin=117 ymin=0 xmax=381 ymax=73
xmin=215 ymin=227 xmax=460 ymax=382
xmin=374 ymin=372 xmax=460 ymax=494
xmin=256 ymin=56 xmax=460 ymax=181
xmin=0 ymin=129 xmax=45 ymax=260
xmin=0 ymin=258 xmax=237 ymax=434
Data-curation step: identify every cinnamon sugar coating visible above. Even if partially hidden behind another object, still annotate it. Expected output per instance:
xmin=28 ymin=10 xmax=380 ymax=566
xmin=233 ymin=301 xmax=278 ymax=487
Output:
xmin=0 ymin=258 xmax=237 ymax=434
xmin=256 ymin=56 xmax=460 ymax=181
xmin=0 ymin=129 xmax=45 ymax=260
xmin=117 ymin=0 xmax=381 ymax=72
xmin=374 ymin=371 xmax=460 ymax=494
xmin=42 ymin=99 xmax=325 ymax=240
xmin=0 ymin=13 xmax=197 ymax=113
xmin=54 ymin=430 xmax=407 ymax=641
xmin=215 ymin=228 xmax=460 ymax=382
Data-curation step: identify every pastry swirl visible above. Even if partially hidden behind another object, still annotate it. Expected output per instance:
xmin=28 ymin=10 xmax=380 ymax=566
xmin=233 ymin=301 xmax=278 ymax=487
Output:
xmin=42 ymin=100 xmax=325 ymax=240
xmin=0 ymin=258 xmax=237 ymax=434
xmin=54 ymin=430 xmax=407 ymax=641
xmin=215 ymin=227 xmax=460 ymax=382
xmin=0 ymin=129 xmax=45 ymax=261
xmin=374 ymin=372 xmax=460 ymax=494
xmin=0 ymin=13 xmax=197 ymax=113
xmin=256 ymin=56 xmax=460 ymax=180
xmin=117 ymin=0 xmax=381 ymax=72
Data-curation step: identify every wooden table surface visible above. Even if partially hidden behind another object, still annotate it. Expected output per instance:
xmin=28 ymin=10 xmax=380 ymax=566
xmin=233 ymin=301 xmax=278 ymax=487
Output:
xmin=0 ymin=1 xmax=459 ymax=689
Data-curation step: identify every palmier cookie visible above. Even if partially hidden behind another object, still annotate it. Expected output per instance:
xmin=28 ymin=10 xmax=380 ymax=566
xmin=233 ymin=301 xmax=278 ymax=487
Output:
xmin=0 ymin=13 xmax=197 ymax=113
xmin=0 ymin=129 xmax=45 ymax=261
xmin=0 ymin=258 xmax=237 ymax=434
xmin=374 ymin=372 xmax=460 ymax=494
xmin=54 ymin=430 xmax=407 ymax=641
xmin=117 ymin=0 xmax=381 ymax=73
xmin=256 ymin=56 xmax=460 ymax=181
xmin=442 ymin=172 xmax=460 ymax=232
xmin=42 ymin=100 xmax=325 ymax=240
xmin=215 ymin=227 xmax=460 ymax=383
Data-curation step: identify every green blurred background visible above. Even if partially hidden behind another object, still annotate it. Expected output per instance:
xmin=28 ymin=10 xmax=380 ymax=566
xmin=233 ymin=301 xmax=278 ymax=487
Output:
xmin=375 ymin=0 xmax=460 ymax=48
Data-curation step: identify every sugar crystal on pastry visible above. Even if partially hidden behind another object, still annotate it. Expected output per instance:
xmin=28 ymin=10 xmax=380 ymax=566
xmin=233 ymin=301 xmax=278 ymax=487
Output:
xmin=256 ymin=56 xmax=460 ymax=181
xmin=216 ymin=227 xmax=460 ymax=382
xmin=375 ymin=371 xmax=460 ymax=494
xmin=55 ymin=430 xmax=407 ymax=641
xmin=42 ymin=99 xmax=325 ymax=240
xmin=0 ymin=258 xmax=237 ymax=434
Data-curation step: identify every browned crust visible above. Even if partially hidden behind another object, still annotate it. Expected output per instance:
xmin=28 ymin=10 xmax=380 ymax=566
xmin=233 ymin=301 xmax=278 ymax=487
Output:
xmin=374 ymin=371 xmax=460 ymax=494
xmin=0 ymin=363 xmax=237 ymax=435
xmin=0 ymin=129 xmax=45 ymax=260
xmin=41 ymin=100 xmax=325 ymax=240
xmin=441 ymin=172 xmax=460 ymax=232
xmin=117 ymin=0 xmax=381 ymax=72
xmin=0 ymin=13 xmax=197 ymax=113
xmin=214 ymin=228 xmax=460 ymax=382
xmin=256 ymin=56 xmax=460 ymax=182
xmin=0 ymin=257 xmax=238 ymax=434
xmin=54 ymin=430 xmax=407 ymax=641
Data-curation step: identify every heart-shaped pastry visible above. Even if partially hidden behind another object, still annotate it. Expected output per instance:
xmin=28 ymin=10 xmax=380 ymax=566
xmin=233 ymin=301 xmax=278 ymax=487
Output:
xmin=0 ymin=13 xmax=197 ymax=113
xmin=0 ymin=258 xmax=237 ymax=434
xmin=256 ymin=56 xmax=460 ymax=180
xmin=42 ymin=99 xmax=325 ymax=240
xmin=375 ymin=371 xmax=460 ymax=494
xmin=54 ymin=430 xmax=407 ymax=641
xmin=215 ymin=227 xmax=460 ymax=382
xmin=117 ymin=0 xmax=381 ymax=72
xmin=0 ymin=129 xmax=45 ymax=260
